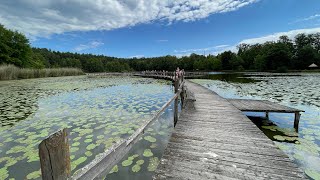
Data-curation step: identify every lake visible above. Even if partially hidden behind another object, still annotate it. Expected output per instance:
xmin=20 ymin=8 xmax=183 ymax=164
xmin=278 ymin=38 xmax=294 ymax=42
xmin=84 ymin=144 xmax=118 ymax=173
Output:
xmin=191 ymin=72 xmax=320 ymax=179
xmin=0 ymin=76 xmax=175 ymax=179
xmin=1 ymin=73 xmax=319 ymax=179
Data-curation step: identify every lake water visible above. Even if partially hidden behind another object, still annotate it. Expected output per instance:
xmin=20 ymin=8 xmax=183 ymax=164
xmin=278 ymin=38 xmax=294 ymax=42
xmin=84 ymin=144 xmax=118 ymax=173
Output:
xmin=0 ymin=76 xmax=174 ymax=179
xmin=1 ymin=74 xmax=319 ymax=179
xmin=191 ymin=72 xmax=320 ymax=179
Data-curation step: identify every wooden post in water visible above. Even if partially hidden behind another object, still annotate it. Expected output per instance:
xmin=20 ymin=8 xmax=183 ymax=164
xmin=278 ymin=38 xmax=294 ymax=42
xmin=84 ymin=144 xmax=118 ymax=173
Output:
xmin=294 ymin=112 xmax=301 ymax=132
xmin=39 ymin=129 xmax=71 ymax=180
xmin=174 ymin=72 xmax=179 ymax=127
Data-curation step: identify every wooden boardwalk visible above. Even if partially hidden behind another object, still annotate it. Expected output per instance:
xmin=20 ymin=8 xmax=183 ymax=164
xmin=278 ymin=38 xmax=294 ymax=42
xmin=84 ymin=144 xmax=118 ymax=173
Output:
xmin=228 ymin=99 xmax=304 ymax=130
xmin=154 ymin=80 xmax=306 ymax=179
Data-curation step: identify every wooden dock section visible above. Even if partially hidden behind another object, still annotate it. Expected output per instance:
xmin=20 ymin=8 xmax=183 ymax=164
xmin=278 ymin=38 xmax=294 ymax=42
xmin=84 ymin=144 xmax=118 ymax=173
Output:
xmin=154 ymin=80 xmax=306 ymax=179
xmin=228 ymin=99 xmax=304 ymax=131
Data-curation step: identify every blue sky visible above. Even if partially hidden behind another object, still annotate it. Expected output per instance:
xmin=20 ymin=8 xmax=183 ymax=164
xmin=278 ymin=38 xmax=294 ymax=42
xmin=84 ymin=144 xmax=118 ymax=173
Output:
xmin=1 ymin=0 xmax=320 ymax=58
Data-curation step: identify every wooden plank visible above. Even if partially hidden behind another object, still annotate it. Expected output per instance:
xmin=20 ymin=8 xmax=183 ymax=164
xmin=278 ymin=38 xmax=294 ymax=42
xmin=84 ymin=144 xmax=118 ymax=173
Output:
xmin=154 ymin=80 xmax=306 ymax=179
xmin=228 ymin=99 xmax=304 ymax=113
xmin=39 ymin=129 xmax=71 ymax=180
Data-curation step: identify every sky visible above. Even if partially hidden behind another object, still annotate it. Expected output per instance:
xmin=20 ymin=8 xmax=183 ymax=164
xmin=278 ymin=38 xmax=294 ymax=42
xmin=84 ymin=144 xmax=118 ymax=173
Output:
xmin=1 ymin=0 xmax=320 ymax=58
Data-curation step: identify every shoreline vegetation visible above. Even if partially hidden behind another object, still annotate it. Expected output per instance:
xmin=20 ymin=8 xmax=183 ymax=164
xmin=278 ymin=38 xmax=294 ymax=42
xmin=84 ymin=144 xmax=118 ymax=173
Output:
xmin=0 ymin=64 xmax=84 ymax=80
xmin=1 ymin=24 xmax=320 ymax=76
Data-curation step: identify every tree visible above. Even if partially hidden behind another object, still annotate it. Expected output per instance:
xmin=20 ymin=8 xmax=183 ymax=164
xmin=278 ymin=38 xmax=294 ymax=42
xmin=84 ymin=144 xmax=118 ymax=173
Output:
xmin=0 ymin=24 xmax=34 ymax=67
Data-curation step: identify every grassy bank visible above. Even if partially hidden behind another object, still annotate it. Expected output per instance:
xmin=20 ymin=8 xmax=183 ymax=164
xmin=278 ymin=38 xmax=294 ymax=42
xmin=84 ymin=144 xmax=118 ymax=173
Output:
xmin=0 ymin=64 xmax=84 ymax=80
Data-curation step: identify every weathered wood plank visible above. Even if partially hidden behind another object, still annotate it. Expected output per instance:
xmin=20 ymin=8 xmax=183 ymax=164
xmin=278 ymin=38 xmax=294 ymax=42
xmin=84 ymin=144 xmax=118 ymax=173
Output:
xmin=39 ymin=129 xmax=71 ymax=180
xmin=228 ymin=99 xmax=304 ymax=113
xmin=154 ymin=80 xmax=306 ymax=179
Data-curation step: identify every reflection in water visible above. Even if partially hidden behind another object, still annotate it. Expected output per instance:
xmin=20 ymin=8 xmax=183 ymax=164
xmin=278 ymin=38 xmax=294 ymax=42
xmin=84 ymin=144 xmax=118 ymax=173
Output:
xmin=191 ymin=72 xmax=320 ymax=179
xmin=0 ymin=76 xmax=174 ymax=179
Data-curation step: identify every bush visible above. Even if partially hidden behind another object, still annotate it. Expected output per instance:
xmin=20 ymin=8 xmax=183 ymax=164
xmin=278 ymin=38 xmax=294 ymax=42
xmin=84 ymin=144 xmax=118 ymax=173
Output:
xmin=275 ymin=66 xmax=288 ymax=73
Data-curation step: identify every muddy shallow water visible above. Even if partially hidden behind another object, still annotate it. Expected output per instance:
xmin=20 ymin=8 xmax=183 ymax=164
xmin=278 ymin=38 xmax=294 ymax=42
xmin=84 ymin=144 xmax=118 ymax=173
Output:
xmin=192 ymin=72 xmax=320 ymax=179
xmin=0 ymin=76 xmax=174 ymax=179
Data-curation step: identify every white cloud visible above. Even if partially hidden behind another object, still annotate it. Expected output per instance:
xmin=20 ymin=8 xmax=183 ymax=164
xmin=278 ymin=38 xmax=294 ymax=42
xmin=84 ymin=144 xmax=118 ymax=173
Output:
xmin=0 ymin=0 xmax=258 ymax=38
xmin=239 ymin=27 xmax=320 ymax=45
xmin=174 ymin=44 xmax=231 ymax=53
xmin=74 ymin=41 xmax=104 ymax=51
xmin=290 ymin=14 xmax=320 ymax=24
xmin=174 ymin=27 xmax=320 ymax=56
xmin=129 ymin=55 xmax=145 ymax=58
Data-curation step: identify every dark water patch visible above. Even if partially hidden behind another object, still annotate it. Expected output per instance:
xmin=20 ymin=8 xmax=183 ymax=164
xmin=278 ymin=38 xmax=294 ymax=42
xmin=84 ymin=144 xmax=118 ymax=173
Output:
xmin=248 ymin=116 xmax=298 ymax=143
xmin=198 ymin=73 xmax=258 ymax=83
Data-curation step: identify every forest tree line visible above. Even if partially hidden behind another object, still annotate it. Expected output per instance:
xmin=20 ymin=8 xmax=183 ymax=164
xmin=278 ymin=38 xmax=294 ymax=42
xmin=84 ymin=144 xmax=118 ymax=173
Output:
xmin=1 ymin=24 xmax=320 ymax=73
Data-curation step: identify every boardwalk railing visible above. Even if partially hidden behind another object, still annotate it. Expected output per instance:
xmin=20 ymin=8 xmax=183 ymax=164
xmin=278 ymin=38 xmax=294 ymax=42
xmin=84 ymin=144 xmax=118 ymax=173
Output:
xmin=38 ymin=69 xmax=191 ymax=180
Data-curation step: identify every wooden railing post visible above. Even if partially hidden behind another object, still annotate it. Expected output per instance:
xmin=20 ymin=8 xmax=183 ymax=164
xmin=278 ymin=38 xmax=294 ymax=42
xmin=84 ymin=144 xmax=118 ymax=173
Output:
xmin=174 ymin=72 xmax=179 ymax=127
xmin=39 ymin=128 xmax=71 ymax=180
xmin=180 ymin=71 xmax=185 ymax=107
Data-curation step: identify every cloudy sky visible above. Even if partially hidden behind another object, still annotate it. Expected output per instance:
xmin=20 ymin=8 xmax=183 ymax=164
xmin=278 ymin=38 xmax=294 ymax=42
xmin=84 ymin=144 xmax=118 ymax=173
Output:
xmin=1 ymin=0 xmax=319 ymax=57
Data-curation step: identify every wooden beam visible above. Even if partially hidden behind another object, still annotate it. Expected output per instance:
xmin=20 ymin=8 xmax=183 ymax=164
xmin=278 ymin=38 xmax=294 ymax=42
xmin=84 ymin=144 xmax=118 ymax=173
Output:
xmin=39 ymin=129 xmax=71 ymax=180
xmin=174 ymin=75 xmax=179 ymax=127
xmin=294 ymin=112 xmax=301 ymax=132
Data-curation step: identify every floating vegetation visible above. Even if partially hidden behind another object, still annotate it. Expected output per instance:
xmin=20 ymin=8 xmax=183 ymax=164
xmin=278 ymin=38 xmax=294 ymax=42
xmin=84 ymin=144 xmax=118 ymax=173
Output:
xmin=26 ymin=170 xmax=41 ymax=179
xmin=143 ymin=149 xmax=154 ymax=157
xmin=150 ymin=143 xmax=158 ymax=149
xmin=273 ymin=135 xmax=285 ymax=141
xmin=109 ymin=165 xmax=118 ymax=174
xmin=144 ymin=136 xmax=157 ymax=143
xmin=136 ymin=160 xmax=144 ymax=165
xmin=121 ymin=159 xmax=133 ymax=167
xmin=305 ymin=169 xmax=320 ymax=180
xmin=132 ymin=164 xmax=141 ymax=173
xmin=0 ymin=76 xmax=174 ymax=179
xmin=147 ymin=157 xmax=160 ymax=172
xmin=0 ymin=167 xmax=9 ymax=179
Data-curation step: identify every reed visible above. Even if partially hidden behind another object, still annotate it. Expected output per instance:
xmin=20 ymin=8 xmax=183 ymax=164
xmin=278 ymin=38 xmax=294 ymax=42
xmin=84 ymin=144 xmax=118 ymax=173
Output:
xmin=0 ymin=64 xmax=84 ymax=80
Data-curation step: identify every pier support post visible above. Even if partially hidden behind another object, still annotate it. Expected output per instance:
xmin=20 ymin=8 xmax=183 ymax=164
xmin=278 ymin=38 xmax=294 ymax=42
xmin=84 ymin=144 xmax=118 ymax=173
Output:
xmin=174 ymin=74 xmax=179 ymax=127
xmin=266 ymin=112 xmax=269 ymax=119
xmin=294 ymin=112 xmax=301 ymax=132
xmin=39 ymin=129 xmax=71 ymax=180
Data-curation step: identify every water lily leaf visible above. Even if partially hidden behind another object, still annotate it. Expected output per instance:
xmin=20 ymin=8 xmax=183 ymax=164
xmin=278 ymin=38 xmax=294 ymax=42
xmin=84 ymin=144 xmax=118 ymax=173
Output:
xmin=84 ymin=139 xmax=93 ymax=143
xmin=305 ymin=169 xmax=320 ymax=180
xmin=109 ymin=165 xmax=118 ymax=174
xmin=147 ymin=157 xmax=160 ymax=172
xmin=26 ymin=169 xmax=41 ymax=179
xmin=85 ymin=151 xmax=93 ymax=157
xmin=86 ymin=144 xmax=96 ymax=151
xmin=132 ymin=164 xmax=141 ymax=172
xmin=121 ymin=159 xmax=133 ymax=167
xmin=136 ymin=160 xmax=144 ymax=165
xmin=143 ymin=149 xmax=153 ymax=157
xmin=150 ymin=142 xmax=159 ymax=148
xmin=0 ymin=167 xmax=9 ymax=180
xmin=273 ymin=135 xmax=285 ymax=141
xmin=144 ymin=136 xmax=156 ymax=143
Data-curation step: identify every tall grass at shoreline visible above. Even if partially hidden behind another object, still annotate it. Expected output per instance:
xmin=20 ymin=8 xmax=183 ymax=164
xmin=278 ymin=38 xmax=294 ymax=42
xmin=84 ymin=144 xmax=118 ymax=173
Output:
xmin=0 ymin=64 xmax=84 ymax=80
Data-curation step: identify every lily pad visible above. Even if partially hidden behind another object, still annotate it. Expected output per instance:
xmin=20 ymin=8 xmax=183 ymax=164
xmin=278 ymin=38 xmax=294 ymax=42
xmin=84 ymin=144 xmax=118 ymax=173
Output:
xmin=143 ymin=149 xmax=153 ymax=157
xmin=305 ymin=169 xmax=320 ymax=180
xmin=122 ymin=159 xmax=133 ymax=167
xmin=273 ymin=135 xmax=285 ymax=141
xmin=109 ymin=165 xmax=118 ymax=174
xmin=26 ymin=170 xmax=41 ymax=179
xmin=144 ymin=136 xmax=157 ymax=143
xmin=132 ymin=164 xmax=141 ymax=172
xmin=147 ymin=157 xmax=160 ymax=172
xmin=136 ymin=160 xmax=144 ymax=165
